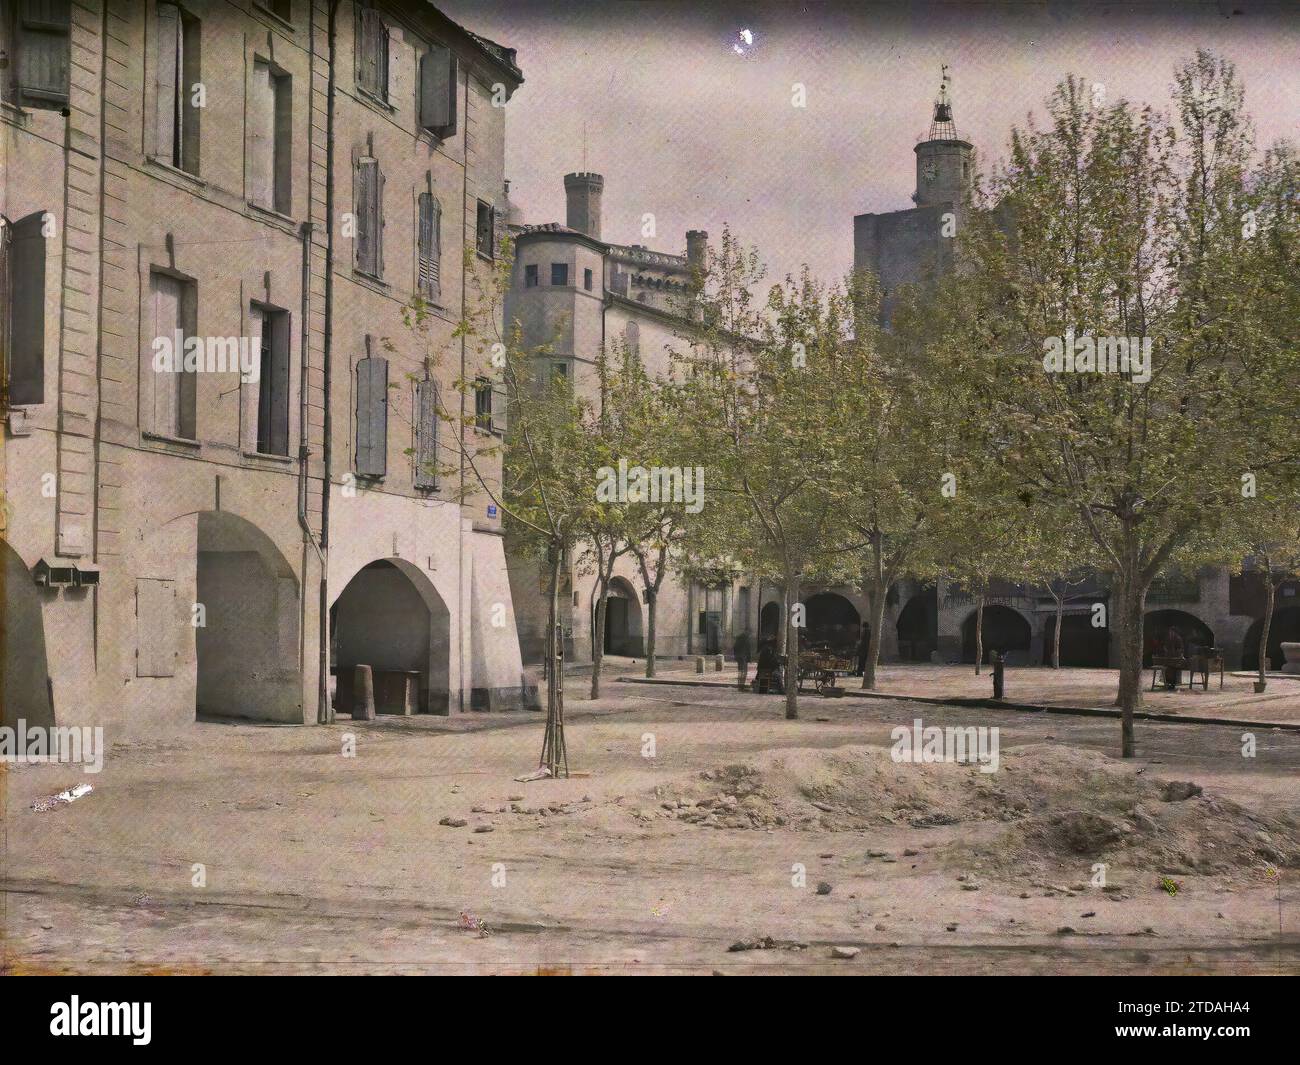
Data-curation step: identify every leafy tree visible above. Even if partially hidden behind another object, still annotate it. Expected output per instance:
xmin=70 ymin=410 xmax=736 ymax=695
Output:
xmin=940 ymin=53 xmax=1296 ymax=756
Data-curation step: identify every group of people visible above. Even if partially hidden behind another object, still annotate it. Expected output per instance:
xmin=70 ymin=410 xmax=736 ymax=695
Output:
xmin=731 ymin=629 xmax=783 ymax=692
xmin=731 ymin=626 xmax=874 ymax=693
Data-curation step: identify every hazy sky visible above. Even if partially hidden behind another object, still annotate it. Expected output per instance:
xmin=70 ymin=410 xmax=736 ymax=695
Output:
xmin=442 ymin=1 xmax=1300 ymax=286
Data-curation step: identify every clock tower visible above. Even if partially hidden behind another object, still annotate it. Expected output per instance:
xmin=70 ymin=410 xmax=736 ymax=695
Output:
xmin=913 ymin=66 xmax=974 ymax=207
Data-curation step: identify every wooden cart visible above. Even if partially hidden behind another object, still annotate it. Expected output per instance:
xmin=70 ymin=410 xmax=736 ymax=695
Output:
xmin=798 ymin=650 xmax=856 ymax=695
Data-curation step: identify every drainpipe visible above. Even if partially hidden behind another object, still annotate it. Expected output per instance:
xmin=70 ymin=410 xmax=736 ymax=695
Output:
xmin=457 ymin=69 xmax=469 ymax=714
xmin=313 ymin=0 xmax=340 ymax=723
xmin=297 ymin=217 xmax=325 ymax=721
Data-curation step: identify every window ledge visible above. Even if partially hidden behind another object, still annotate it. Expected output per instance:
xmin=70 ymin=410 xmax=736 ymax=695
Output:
xmin=252 ymin=3 xmax=296 ymax=31
xmin=351 ymin=269 xmax=391 ymax=294
xmin=243 ymin=449 xmax=294 ymax=464
xmin=356 ymin=87 xmax=396 ymax=116
xmin=476 ymin=251 xmax=496 ymax=263
xmin=145 ymin=156 xmax=206 ymax=189
xmin=246 ymin=201 xmax=298 ymax=231
xmin=143 ymin=431 xmax=201 ymax=449
xmin=0 ymin=100 xmax=31 ymax=129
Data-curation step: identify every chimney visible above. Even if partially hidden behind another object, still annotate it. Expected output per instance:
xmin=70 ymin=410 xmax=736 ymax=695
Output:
xmin=686 ymin=230 xmax=708 ymax=270
xmin=564 ymin=172 xmax=603 ymax=240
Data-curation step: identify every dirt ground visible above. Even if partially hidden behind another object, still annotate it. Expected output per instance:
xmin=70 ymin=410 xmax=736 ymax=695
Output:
xmin=2 ymin=680 xmax=1297 ymax=975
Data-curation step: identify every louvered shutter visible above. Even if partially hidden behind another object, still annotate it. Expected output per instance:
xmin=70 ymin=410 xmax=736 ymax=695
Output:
xmin=355 ymin=356 xmax=387 ymax=476
xmin=414 ymin=379 xmax=438 ymax=489
xmin=419 ymin=45 xmax=457 ymax=136
xmin=7 ymin=212 xmax=47 ymax=406
xmin=418 ymin=193 xmax=441 ymax=300
xmin=376 ymin=167 xmax=385 ymax=277
xmin=355 ymin=157 xmax=377 ymax=275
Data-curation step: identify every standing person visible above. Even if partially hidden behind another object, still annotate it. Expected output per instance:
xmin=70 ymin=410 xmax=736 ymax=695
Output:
xmin=855 ymin=625 xmax=870 ymax=677
xmin=733 ymin=629 xmax=752 ymax=691
xmin=1164 ymin=626 xmax=1185 ymax=690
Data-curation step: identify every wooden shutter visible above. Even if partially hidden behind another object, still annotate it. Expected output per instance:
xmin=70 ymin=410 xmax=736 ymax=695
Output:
xmin=154 ymin=3 xmax=181 ymax=163
xmin=149 ymin=273 xmax=181 ymax=435
xmin=7 ymin=212 xmax=47 ymax=406
xmin=355 ymin=157 xmax=377 ymax=274
xmin=358 ymin=7 xmax=386 ymax=99
xmin=414 ymin=379 xmax=438 ymax=489
xmin=135 ymin=578 xmax=178 ymax=678
xmin=15 ymin=0 xmax=71 ymax=110
xmin=376 ymin=167 xmax=385 ymax=277
xmin=264 ymin=311 xmax=290 ymax=456
xmin=355 ymin=356 xmax=387 ymax=476
xmin=248 ymin=62 xmax=275 ymax=208
xmin=418 ymin=192 xmax=441 ymax=300
xmin=419 ymin=45 xmax=456 ymax=135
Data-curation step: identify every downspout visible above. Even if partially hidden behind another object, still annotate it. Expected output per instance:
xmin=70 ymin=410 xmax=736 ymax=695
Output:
xmin=457 ymin=67 xmax=469 ymax=713
xmin=315 ymin=0 xmax=340 ymax=722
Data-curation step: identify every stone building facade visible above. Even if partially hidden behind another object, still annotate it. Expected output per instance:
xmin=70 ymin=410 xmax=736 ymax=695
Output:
xmin=503 ymin=172 xmax=743 ymax=668
xmin=1 ymin=0 xmax=533 ymax=735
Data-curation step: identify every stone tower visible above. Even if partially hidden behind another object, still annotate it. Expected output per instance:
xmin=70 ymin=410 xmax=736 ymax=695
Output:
xmin=912 ymin=66 xmax=973 ymax=207
xmin=564 ymin=171 xmax=604 ymax=239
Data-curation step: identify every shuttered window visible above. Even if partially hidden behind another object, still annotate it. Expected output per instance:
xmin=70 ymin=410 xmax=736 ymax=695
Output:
xmin=154 ymin=3 xmax=200 ymax=174
xmin=355 ymin=355 xmax=388 ymax=477
xmin=417 ymin=192 xmax=441 ymax=301
xmin=356 ymin=6 xmax=388 ymax=101
xmin=3 ymin=211 xmax=47 ymax=406
xmin=413 ymin=379 xmax=438 ymax=490
xmin=476 ymin=200 xmax=495 ymax=259
xmin=148 ymin=271 xmax=196 ymax=439
xmin=13 ymin=0 xmax=71 ymax=110
xmin=491 ymin=378 xmax=508 ymax=437
xmin=418 ymin=45 xmax=457 ymax=137
xmin=355 ymin=156 xmax=383 ymax=278
xmin=249 ymin=61 xmax=291 ymax=214
xmin=254 ymin=307 xmax=290 ymax=456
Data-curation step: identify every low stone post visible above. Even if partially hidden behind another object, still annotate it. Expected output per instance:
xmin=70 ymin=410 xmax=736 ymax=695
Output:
xmin=353 ymin=664 xmax=376 ymax=721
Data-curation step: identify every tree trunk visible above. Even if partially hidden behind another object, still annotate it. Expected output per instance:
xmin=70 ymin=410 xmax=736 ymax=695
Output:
xmin=539 ymin=548 xmax=568 ymax=776
xmin=784 ymin=570 xmax=800 ymax=720
xmin=1113 ymin=574 xmax=1146 ymax=759
xmin=862 ymin=581 xmax=886 ymax=690
xmin=1258 ymin=573 xmax=1275 ymax=689
xmin=1052 ymin=592 xmax=1063 ymax=669
xmin=644 ymin=589 xmax=658 ymax=678
xmin=974 ymin=594 xmax=985 ymax=675
xmin=590 ymin=585 xmax=607 ymax=700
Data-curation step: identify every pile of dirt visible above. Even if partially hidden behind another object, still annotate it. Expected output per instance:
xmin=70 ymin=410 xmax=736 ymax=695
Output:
xmin=629 ymin=743 xmax=1299 ymax=878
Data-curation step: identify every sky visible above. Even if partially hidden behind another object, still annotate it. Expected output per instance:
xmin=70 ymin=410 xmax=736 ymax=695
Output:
xmin=441 ymin=0 xmax=1300 ymax=286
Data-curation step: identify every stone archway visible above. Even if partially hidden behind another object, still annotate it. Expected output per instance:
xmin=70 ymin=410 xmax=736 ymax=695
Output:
xmin=804 ymin=592 xmax=861 ymax=654
xmin=332 ymin=558 xmax=451 ymax=715
xmin=1 ymin=540 xmax=54 ymax=729
xmin=602 ymin=576 xmax=643 ymax=656
xmin=896 ymin=587 xmax=937 ymax=662
xmin=961 ymin=605 xmax=1031 ymax=664
xmin=1241 ymin=606 xmax=1300 ymax=672
xmin=1142 ymin=609 xmax=1214 ymax=668
xmin=759 ymin=601 xmax=781 ymax=642
xmin=194 ymin=512 xmax=301 ymax=722
xmin=1042 ymin=612 xmax=1111 ymax=667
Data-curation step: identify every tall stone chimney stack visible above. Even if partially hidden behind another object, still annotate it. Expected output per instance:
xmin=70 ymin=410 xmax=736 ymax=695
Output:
xmin=564 ymin=172 xmax=603 ymax=240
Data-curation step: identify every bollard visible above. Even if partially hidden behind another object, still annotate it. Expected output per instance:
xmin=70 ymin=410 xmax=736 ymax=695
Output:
xmin=714 ymin=654 xmax=724 ymax=672
xmin=353 ymin=664 xmax=376 ymax=720
xmin=991 ymin=652 xmax=1005 ymax=701
xmin=695 ymin=656 xmax=705 ymax=674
